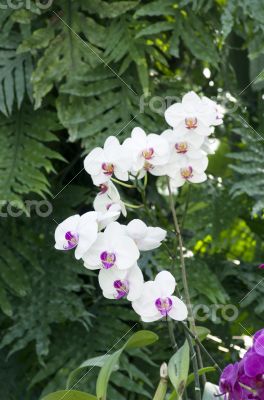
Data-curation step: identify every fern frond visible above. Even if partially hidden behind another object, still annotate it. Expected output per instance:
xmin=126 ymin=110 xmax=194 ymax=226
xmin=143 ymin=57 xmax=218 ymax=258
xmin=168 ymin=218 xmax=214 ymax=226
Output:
xmin=0 ymin=106 xmax=63 ymax=207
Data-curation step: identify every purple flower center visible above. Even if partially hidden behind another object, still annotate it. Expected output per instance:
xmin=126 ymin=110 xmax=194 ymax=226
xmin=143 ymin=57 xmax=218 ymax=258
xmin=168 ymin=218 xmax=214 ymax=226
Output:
xmin=102 ymin=163 xmax=114 ymax=176
xmin=63 ymin=231 xmax=79 ymax=250
xmin=113 ymin=279 xmax=129 ymax=299
xmin=155 ymin=297 xmax=173 ymax=316
xmin=100 ymin=251 xmax=116 ymax=269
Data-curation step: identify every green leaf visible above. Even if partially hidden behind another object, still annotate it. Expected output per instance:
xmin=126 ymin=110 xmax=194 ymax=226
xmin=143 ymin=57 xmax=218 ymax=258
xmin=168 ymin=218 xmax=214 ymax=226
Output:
xmin=134 ymin=0 xmax=175 ymax=17
xmin=0 ymin=33 xmax=32 ymax=115
xmin=168 ymin=340 xmax=190 ymax=398
xmin=82 ymin=0 xmax=138 ymax=18
xmin=0 ymin=106 xmax=63 ymax=208
xmin=66 ymin=355 xmax=119 ymax=389
xmin=195 ymin=326 xmax=210 ymax=343
xmin=96 ymin=330 xmax=158 ymax=400
xmin=41 ymin=390 xmax=97 ymax=400
xmin=125 ymin=330 xmax=159 ymax=349
xmin=202 ymin=382 xmax=223 ymax=400
xmin=136 ymin=21 xmax=175 ymax=38
xmin=181 ymin=13 xmax=219 ymax=65
xmin=130 ymin=45 xmax=149 ymax=95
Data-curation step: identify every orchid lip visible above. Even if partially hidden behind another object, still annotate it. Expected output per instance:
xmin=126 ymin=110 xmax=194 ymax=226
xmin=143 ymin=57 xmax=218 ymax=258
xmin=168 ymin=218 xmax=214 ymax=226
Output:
xmin=180 ymin=166 xmax=193 ymax=180
xmin=63 ymin=231 xmax=79 ymax=250
xmin=113 ymin=279 xmax=129 ymax=299
xmin=102 ymin=162 xmax=114 ymax=176
xmin=175 ymin=142 xmax=188 ymax=154
xmin=142 ymin=147 xmax=154 ymax=160
xmin=185 ymin=117 xmax=198 ymax=129
xmin=155 ymin=297 xmax=173 ymax=316
xmin=100 ymin=251 xmax=116 ymax=269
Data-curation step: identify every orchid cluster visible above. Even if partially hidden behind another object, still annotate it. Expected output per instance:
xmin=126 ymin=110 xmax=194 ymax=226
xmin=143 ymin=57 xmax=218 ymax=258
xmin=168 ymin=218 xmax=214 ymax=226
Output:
xmin=84 ymin=91 xmax=223 ymax=188
xmin=219 ymin=328 xmax=264 ymax=399
xmin=54 ymin=91 xmax=223 ymax=323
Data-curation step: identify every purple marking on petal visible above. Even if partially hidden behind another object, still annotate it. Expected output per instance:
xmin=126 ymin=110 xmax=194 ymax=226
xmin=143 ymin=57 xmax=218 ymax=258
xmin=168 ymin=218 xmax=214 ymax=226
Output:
xmin=63 ymin=231 xmax=79 ymax=250
xmin=113 ymin=279 xmax=129 ymax=299
xmin=102 ymin=163 xmax=114 ymax=176
xmin=99 ymin=183 xmax=109 ymax=194
xmin=155 ymin=297 xmax=173 ymax=316
xmin=106 ymin=203 xmax=113 ymax=211
xmin=100 ymin=251 xmax=116 ymax=269
xmin=258 ymin=264 xmax=264 ymax=269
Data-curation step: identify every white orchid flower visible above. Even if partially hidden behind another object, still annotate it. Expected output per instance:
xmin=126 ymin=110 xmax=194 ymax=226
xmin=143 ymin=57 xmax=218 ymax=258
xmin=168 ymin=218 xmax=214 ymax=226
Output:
xmin=83 ymin=222 xmax=139 ymax=271
xmin=54 ymin=212 xmax=98 ymax=260
xmin=165 ymin=91 xmax=222 ymax=136
xmin=123 ymin=127 xmax=170 ymax=179
xmin=99 ymin=264 xmax=144 ymax=301
xmin=132 ymin=271 xmax=188 ymax=322
xmin=167 ymin=155 xmax=208 ymax=188
xmin=84 ymin=136 xmax=130 ymax=185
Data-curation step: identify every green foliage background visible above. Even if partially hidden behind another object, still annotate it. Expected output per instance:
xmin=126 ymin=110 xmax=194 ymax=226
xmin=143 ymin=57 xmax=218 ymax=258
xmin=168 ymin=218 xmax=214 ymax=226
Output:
xmin=0 ymin=0 xmax=264 ymax=398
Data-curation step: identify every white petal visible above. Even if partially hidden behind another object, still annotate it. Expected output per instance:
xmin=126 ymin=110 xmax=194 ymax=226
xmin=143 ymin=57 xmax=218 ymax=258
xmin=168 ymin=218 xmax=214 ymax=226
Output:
xmin=131 ymin=127 xmax=147 ymax=147
xmin=84 ymin=147 xmax=104 ymax=175
xmin=165 ymin=103 xmax=185 ymax=128
xmin=137 ymin=227 xmax=166 ymax=251
xmin=96 ymin=207 xmax=121 ymax=230
xmin=92 ymin=171 xmax=111 ymax=186
xmin=189 ymin=172 xmax=207 ymax=184
xmin=169 ymin=174 xmax=185 ymax=187
xmin=127 ymin=265 xmax=144 ymax=301
xmin=115 ymin=236 xmax=140 ymax=269
xmin=104 ymin=136 xmax=120 ymax=150
xmin=54 ymin=215 xmax=80 ymax=250
xmin=182 ymin=91 xmax=201 ymax=106
xmin=155 ymin=270 xmax=176 ymax=297
xmin=132 ymin=281 xmax=159 ymax=317
xmin=82 ymin=233 xmax=106 ymax=267
xmin=147 ymin=134 xmax=170 ymax=165
xmin=104 ymin=221 xmax=125 ymax=237
xmin=75 ymin=212 xmax=98 ymax=259
xmin=98 ymin=267 xmax=126 ymax=296
xmin=190 ymin=156 xmax=208 ymax=173
xmin=114 ymin=166 xmax=129 ymax=181
xmin=141 ymin=313 xmax=163 ymax=322
xmin=126 ymin=219 xmax=148 ymax=241
xmin=168 ymin=296 xmax=188 ymax=321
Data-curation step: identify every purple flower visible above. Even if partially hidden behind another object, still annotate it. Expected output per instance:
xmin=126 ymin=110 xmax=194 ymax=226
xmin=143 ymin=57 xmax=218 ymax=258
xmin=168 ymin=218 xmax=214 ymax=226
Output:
xmin=219 ymin=328 xmax=264 ymax=400
xmin=219 ymin=362 xmax=246 ymax=400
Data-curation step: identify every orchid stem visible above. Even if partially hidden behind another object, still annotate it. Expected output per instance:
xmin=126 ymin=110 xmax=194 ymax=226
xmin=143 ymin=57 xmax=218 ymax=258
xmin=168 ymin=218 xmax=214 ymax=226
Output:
xmin=166 ymin=176 xmax=206 ymax=385
xmin=111 ymin=178 xmax=135 ymax=189
xmin=143 ymin=173 xmax=148 ymax=188
xmin=123 ymin=202 xmax=144 ymax=209
xmin=167 ymin=318 xmax=178 ymax=351
xmin=180 ymin=322 xmax=222 ymax=374
xmin=185 ymin=329 xmax=202 ymax=400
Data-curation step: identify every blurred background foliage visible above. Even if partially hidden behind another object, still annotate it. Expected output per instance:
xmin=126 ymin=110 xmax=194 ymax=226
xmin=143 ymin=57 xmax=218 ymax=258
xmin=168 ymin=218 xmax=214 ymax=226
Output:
xmin=0 ymin=0 xmax=264 ymax=399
